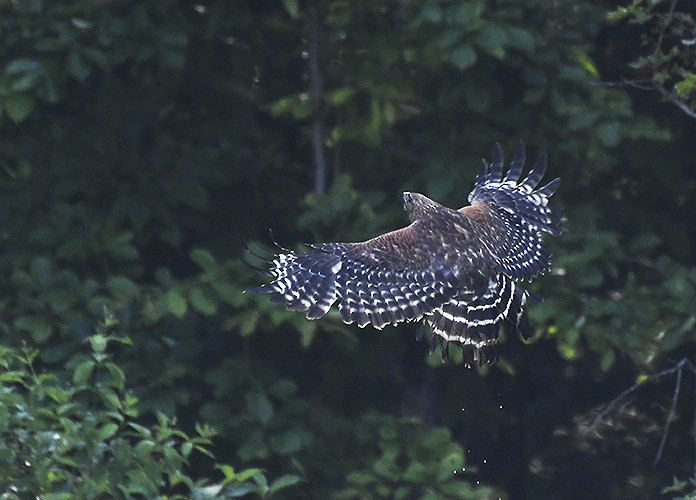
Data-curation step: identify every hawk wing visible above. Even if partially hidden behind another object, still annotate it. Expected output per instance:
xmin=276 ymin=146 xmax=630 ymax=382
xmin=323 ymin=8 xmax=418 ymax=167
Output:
xmin=247 ymin=212 xmax=488 ymax=331
xmin=465 ymin=142 xmax=561 ymax=279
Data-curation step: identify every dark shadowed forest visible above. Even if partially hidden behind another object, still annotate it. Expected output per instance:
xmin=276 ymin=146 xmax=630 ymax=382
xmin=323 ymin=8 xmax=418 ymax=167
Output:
xmin=1 ymin=0 xmax=696 ymax=498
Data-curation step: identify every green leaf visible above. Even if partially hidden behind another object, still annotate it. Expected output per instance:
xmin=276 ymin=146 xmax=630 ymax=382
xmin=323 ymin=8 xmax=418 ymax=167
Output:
xmin=0 ymin=405 xmax=9 ymax=432
xmin=506 ymin=27 xmax=535 ymax=53
xmin=269 ymin=474 xmax=302 ymax=494
xmin=11 ymin=72 xmax=41 ymax=92
xmin=45 ymin=290 xmax=76 ymax=313
xmin=449 ymin=44 xmax=477 ymax=70
xmin=71 ymin=18 xmax=93 ymax=30
xmin=190 ymin=248 xmax=216 ymax=270
xmin=576 ymin=52 xmax=599 ymax=78
xmin=102 ymin=388 xmax=122 ymax=410
xmin=14 ymin=315 xmax=52 ymax=343
xmin=89 ymin=333 xmax=108 ymax=354
xmin=29 ymin=256 xmax=52 ymax=283
xmin=245 ymin=392 xmax=274 ymax=425
xmin=596 ymin=121 xmax=621 ymax=147
xmin=135 ymin=439 xmax=156 ymax=458
xmin=437 ymin=451 xmax=465 ymax=481
xmin=97 ymin=422 xmax=119 ymax=441
xmin=475 ymin=24 xmax=507 ymax=58
xmin=218 ymin=464 xmax=236 ymax=479
xmin=267 ymin=379 xmax=297 ymax=400
xmin=282 ymin=0 xmax=300 ymax=19
xmin=231 ymin=467 xmax=265 ymax=483
xmin=238 ymin=431 xmax=269 ymax=461
xmin=606 ymin=6 xmax=631 ymax=21
xmin=211 ymin=281 xmax=242 ymax=306
xmin=567 ymin=111 xmax=599 ymax=131
xmin=5 ymin=59 xmax=41 ymax=74
xmin=675 ymin=74 xmax=696 ymax=97
xmin=34 ymin=37 xmax=67 ymax=52
xmin=403 ymin=462 xmax=427 ymax=482
xmin=107 ymin=275 xmax=140 ymax=300
xmin=105 ymin=362 xmax=126 ymax=389
xmin=599 ymin=349 xmax=615 ymax=371
xmin=181 ymin=441 xmax=193 ymax=457
xmin=558 ymin=342 xmax=579 ymax=361
xmin=67 ymin=52 xmax=91 ymax=81
xmin=269 ymin=430 xmax=302 ymax=455
xmin=128 ymin=422 xmax=153 ymax=438
xmin=73 ymin=359 xmax=95 ymax=385
xmin=5 ymin=93 xmax=35 ymax=123
xmin=629 ymin=232 xmax=661 ymax=253
xmin=189 ymin=287 xmax=217 ymax=316
xmin=165 ymin=289 xmax=188 ymax=318
xmin=346 ymin=471 xmax=375 ymax=485
xmin=372 ymin=456 xmax=399 ymax=480
xmin=419 ymin=5 xmax=442 ymax=24
xmin=577 ymin=267 xmax=603 ymax=288
xmin=269 ymin=94 xmax=312 ymax=119
xmin=325 ymin=87 xmax=356 ymax=106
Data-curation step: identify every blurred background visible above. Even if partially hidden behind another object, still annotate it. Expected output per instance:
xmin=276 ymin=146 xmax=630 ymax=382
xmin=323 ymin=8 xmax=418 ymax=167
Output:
xmin=1 ymin=0 xmax=695 ymax=498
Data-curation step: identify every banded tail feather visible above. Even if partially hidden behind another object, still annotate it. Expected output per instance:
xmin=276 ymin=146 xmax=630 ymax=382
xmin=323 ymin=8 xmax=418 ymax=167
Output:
xmin=426 ymin=276 xmax=530 ymax=367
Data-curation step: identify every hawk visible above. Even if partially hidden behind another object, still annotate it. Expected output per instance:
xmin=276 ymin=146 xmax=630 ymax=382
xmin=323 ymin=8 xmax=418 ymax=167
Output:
xmin=247 ymin=143 xmax=561 ymax=367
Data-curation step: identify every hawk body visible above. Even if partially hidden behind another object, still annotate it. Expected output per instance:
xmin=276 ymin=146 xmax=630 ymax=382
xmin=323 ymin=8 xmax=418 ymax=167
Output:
xmin=248 ymin=143 xmax=561 ymax=367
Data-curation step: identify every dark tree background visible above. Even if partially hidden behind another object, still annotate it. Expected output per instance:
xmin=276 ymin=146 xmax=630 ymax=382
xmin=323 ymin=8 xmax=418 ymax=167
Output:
xmin=0 ymin=0 xmax=695 ymax=498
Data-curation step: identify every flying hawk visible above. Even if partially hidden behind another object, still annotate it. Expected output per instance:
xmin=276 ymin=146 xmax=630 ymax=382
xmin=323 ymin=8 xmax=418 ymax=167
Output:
xmin=247 ymin=143 xmax=561 ymax=367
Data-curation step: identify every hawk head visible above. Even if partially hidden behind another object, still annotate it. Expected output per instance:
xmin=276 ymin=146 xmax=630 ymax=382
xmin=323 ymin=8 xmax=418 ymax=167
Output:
xmin=402 ymin=192 xmax=448 ymax=222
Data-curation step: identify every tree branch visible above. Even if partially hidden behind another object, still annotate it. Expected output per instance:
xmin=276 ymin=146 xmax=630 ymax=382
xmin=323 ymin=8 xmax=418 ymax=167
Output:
xmin=595 ymin=78 xmax=696 ymax=121
xmin=306 ymin=0 xmax=327 ymax=195
xmin=588 ymin=358 xmax=696 ymax=469
xmin=654 ymin=360 xmax=683 ymax=465
xmin=652 ymin=0 xmax=680 ymax=58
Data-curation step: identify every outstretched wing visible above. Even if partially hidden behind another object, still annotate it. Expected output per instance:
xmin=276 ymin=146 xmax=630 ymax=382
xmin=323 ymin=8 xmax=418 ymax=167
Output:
xmin=464 ymin=142 xmax=561 ymax=280
xmin=247 ymin=218 xmax=484 ymax=330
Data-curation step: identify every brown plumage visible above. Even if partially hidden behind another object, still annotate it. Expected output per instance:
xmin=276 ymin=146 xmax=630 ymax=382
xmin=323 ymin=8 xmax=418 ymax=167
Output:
xmin=247 ymin=142 xmax=561 ymax=367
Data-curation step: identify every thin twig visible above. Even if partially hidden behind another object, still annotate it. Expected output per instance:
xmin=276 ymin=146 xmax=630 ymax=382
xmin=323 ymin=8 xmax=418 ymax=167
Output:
xmin=590 ymin=358 xmax=695 ymax=430
xmin=652 ymin=0 xmax=680 ymax=58
xmin=654 ymin=361 xmax=682 ymax=464
xmin=593 ymin=78 xmax=655 ymax=90
xmin=595 ymin=78 xmax=696 ymax=121
xmin=663 ymin=91 xmax=696 ymax=120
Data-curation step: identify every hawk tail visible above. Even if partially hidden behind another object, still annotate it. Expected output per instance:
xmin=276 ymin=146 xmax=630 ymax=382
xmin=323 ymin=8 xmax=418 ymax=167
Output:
xmin=426 ymin=276 xmax=530 ymax=367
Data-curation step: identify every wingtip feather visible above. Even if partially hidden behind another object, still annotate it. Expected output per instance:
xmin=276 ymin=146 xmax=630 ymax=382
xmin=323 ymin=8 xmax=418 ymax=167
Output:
xmin=504 ymin=141 xmax=526 ymax=182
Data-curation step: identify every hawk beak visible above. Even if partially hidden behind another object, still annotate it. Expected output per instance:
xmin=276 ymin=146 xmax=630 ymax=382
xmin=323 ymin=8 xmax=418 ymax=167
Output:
xmin=402 ymin=192 xmax=411 ymax=210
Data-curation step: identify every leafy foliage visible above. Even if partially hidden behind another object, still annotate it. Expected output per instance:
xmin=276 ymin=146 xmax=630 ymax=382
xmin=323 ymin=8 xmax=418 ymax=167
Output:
xmin=607 ymin=0 xmax=696 ymax=117
xmin=0 ymin=314 xmax=297 ymax=498
xmin=334 ymin=413 xmax=497 ymax=499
